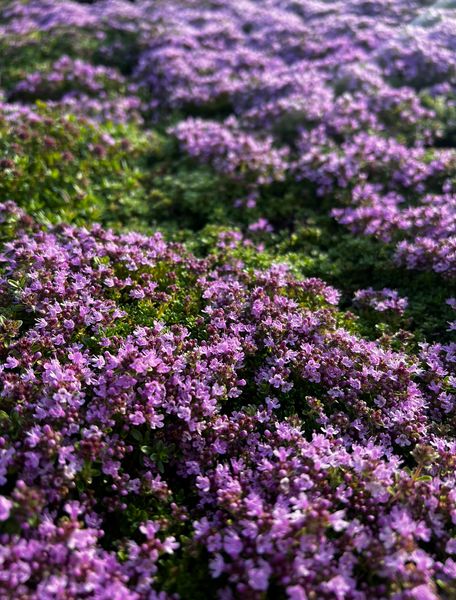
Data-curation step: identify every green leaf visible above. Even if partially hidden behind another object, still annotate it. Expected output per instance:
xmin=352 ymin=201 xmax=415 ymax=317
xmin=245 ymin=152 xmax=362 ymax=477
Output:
xmin=131 ymin=429 xmax=143 ymax=442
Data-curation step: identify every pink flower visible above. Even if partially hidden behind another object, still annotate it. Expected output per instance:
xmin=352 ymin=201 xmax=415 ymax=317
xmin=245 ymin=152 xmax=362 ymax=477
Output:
xmin=0 ymin=496 xmax=12 ymax=521
xmin=287 ymin=585 xmax=308 ymax=600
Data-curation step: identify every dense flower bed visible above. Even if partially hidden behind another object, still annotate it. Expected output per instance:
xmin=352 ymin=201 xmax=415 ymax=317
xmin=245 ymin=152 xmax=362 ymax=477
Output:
xmin=0 ymin=1 xmax=455 ymax=599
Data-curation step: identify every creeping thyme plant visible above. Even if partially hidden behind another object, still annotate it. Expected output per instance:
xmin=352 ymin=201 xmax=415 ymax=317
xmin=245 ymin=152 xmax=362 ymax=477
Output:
xmin=0 ymin=1 xmax=455 ymax=598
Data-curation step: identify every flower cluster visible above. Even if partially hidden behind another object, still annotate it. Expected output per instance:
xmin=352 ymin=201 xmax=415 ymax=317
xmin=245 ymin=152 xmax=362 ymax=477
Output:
xmin=0 ymin=204 xmax=455 ymax=597
xmin=170 ymin=117 xmax=289 ymax=185
xmin=8 ymin=55 xmax=144 ymax=124
xmin=353 ymin=288 xmax=409 ymax=315
xmin=334 ymin=189 xmax=456 ymax=278
xmin=10 ymin=56 xmax=124 ymax=101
